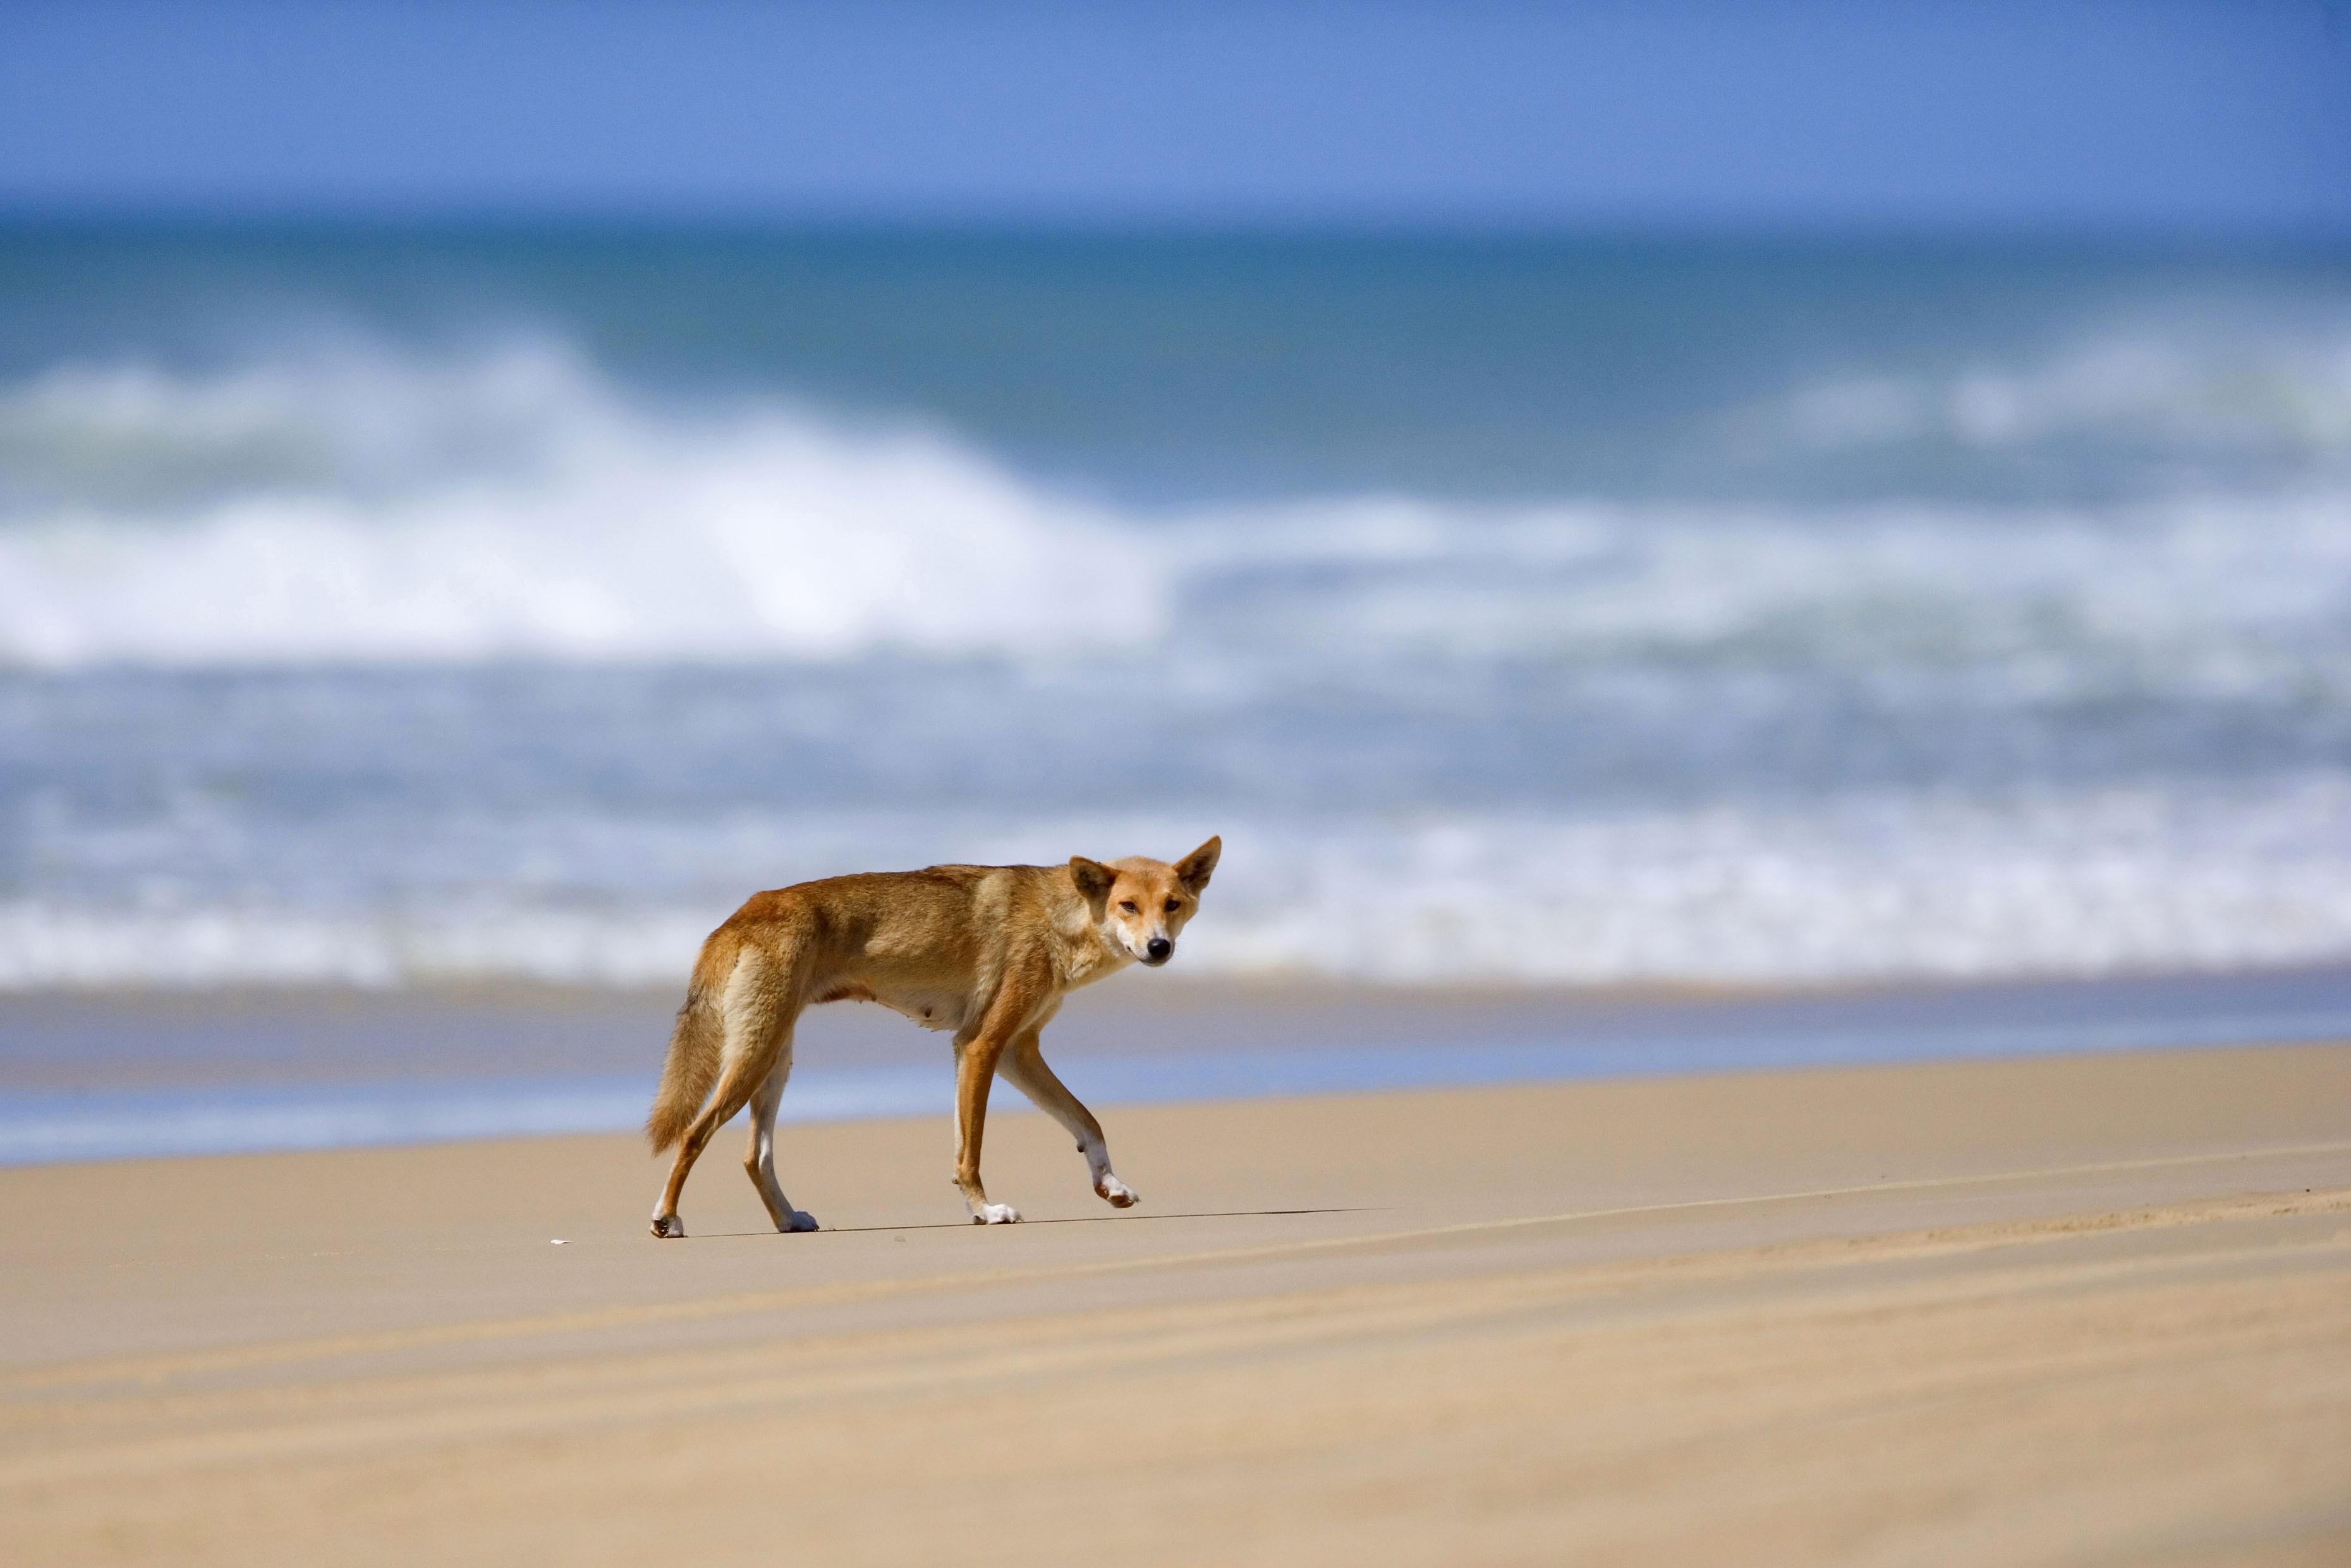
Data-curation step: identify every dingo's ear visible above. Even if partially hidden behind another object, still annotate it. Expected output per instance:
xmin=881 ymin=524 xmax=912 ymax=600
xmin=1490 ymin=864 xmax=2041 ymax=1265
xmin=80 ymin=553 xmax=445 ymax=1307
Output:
xmin=1069 ymin=856 xmax=1117 ymax=903
xmin=1174 ymin=835 xmax=1221 ymax=894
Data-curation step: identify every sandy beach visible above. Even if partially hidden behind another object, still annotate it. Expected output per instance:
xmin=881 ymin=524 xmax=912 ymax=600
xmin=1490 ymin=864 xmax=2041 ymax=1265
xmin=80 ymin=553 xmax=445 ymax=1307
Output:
xmin=9 ymin=44 xmax=2351 ymax=1568
xmin=4 ymin=1040 xmax=2348 ymax=1565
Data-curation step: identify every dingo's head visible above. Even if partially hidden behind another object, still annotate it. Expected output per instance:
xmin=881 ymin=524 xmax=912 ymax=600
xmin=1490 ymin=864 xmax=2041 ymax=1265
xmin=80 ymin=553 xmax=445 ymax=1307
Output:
xmin=1070 ymin=836 xmax=1220 ymax=968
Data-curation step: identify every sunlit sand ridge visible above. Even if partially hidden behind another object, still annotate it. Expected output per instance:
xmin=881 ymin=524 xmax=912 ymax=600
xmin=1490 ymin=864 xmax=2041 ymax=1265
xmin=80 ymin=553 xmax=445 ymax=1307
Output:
xmin=4 ymin=1043 xmax=2345 ymax=1564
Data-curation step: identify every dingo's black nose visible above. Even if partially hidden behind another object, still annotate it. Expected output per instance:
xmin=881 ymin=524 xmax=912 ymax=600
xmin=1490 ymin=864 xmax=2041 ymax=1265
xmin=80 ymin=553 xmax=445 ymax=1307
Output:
xmin=1145 ymin=937 xmax=1172 ymax=963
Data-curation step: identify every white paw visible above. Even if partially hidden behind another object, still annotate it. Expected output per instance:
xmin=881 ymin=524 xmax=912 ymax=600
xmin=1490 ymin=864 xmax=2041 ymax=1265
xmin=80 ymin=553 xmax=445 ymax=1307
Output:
xmin=650 ymin=1214 xmax=685 ymax=1239
xmin=971 ymin=1203 xmax=1023 ymax=1225
xmin=1097 ymin=1176 xmax=1140 ymax=1208
xmin=782 ymin=1210 xmax=820 ymax=1233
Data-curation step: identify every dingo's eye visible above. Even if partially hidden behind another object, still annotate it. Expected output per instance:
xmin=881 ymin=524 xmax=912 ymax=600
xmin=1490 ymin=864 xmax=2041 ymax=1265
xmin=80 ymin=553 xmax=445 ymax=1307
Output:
xmin=1118 ymin=900 xmax=1138 ymax=914
xmin=1164 ymin=899 xmax=1181 ymax=913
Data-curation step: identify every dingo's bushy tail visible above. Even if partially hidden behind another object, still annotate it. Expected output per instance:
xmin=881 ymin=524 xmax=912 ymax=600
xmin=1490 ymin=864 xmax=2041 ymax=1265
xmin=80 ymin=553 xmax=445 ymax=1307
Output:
xmin=647 ymin=984 xmax=722 ymax=1153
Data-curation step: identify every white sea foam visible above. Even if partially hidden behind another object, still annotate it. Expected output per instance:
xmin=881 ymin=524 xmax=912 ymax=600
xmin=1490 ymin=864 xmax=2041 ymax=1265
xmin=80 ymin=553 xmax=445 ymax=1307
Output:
xmin=1171 ymin=489 xmax=2351 ymax=689
xmin=1754 ymin=322 xmax=2351 ymax=456
xmin=6 ymin=776 xmax=2350 ymax=990
xmin=1185 ymin=777 xmax=2351 ymax=984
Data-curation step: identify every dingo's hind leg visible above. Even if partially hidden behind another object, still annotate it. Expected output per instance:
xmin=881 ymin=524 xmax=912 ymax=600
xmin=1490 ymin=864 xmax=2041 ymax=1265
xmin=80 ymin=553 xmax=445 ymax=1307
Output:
xmin=651 ymin=946 xmax=803 ymax=1238
xmin=743 ymin=1042 xmax=818 ymax=1233
xmin=1000 ymin=1030 xmax=1138 ymax=1210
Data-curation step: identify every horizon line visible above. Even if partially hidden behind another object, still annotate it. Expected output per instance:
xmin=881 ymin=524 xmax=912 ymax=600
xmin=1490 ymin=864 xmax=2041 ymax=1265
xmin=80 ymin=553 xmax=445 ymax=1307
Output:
xmin=4 ymin=203 xmax=2350 ymax=250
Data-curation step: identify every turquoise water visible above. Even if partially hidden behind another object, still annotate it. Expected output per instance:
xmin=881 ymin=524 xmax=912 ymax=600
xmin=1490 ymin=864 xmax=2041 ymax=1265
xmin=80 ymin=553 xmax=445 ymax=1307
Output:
xmin=8 ymin=964 xmax=2351 ymax=1165
xmin=3 ymin=224 xmax=2350 ymax=991
xmin=6 ymin=226 xmax=2343 ymax=502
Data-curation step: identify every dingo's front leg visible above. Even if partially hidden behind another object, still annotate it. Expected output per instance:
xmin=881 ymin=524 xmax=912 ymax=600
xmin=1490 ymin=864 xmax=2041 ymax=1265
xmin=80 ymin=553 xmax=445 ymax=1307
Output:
xmin=959 ymin=962 xmax=1075 ymax=1226
xmin=999 ymin=1030 xmax=1138 ymax=1209
xmin=953 ymin=1032 xmax=1021 ymax=1224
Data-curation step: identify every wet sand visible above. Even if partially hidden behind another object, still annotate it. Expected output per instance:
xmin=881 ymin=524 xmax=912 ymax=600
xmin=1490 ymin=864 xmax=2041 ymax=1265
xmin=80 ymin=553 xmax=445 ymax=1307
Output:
xmin=4 ymin=1042 xmax=2348 ymax=1565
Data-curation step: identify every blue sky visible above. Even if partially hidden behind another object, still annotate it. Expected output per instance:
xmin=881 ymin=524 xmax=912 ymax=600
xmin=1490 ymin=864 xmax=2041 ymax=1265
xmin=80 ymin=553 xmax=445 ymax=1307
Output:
xmin=3 ymin=1 xmax=2346 ymax=229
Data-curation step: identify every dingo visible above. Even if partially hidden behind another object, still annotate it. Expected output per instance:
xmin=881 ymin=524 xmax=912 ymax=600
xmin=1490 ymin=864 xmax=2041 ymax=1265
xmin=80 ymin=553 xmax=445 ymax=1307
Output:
xmin=646 ymin=837 xmax=1220 ymax=1237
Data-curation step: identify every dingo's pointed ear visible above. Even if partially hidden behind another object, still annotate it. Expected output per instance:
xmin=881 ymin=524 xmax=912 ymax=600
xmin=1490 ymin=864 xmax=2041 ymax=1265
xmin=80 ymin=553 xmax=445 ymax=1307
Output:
xmin=1174 ymin=835 xmax=1221 ymax=894
xmin=1069 ymin=856 xmax=1117 ymax=903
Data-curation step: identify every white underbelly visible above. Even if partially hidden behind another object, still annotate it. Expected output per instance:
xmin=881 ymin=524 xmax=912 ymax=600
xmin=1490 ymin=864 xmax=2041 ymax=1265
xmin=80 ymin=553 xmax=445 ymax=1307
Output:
xmin=876 ymin=991 xmax=968 ymax=1033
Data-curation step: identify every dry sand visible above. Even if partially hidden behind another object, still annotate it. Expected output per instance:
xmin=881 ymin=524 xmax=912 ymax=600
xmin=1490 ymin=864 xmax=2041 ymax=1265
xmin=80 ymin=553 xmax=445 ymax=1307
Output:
xmin=4 ymin=1042 xmax=2348 ymax=1565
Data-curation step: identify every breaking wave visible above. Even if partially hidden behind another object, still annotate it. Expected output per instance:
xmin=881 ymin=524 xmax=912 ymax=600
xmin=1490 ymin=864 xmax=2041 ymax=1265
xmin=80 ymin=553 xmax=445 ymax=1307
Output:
xmin=0 ymin=341 xmax=1160 ymax=665
xmin=4 ymin=331 xmax=2351 ymax=992
xmin=1 ymin=336 xmax=2348 ymax=687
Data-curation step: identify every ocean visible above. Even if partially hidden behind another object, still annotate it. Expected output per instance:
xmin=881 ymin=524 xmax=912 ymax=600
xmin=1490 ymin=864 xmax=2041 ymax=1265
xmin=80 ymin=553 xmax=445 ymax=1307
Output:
xmin=4 ymin=223 xmax=2350 ymax=995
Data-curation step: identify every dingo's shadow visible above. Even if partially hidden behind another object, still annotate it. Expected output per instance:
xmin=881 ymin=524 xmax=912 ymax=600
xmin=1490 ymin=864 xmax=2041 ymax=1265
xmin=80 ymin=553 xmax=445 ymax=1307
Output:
xmin=692 ymin=1206 xmax=1379 ymax=1239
